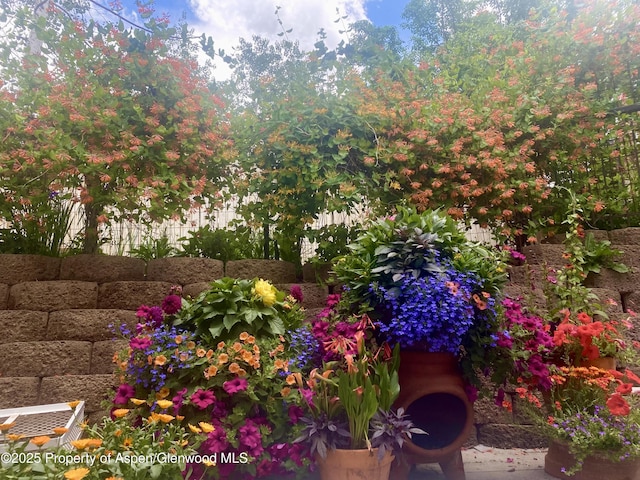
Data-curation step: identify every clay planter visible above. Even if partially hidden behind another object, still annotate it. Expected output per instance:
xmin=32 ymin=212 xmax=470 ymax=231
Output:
xmin=545 ymin=439 xmax=640 ymax=480
xmin=316 ymin=448 xmax=394 ymax=480
xmin=391 ymin=351 xmax=474 ymax=480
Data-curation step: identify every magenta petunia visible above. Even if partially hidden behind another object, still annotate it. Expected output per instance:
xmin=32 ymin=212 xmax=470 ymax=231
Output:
xmin=289 ymin=285 xmax=304 ymax=303
xmin=190 ymin=388 xmax=216 ymax=410
xmin=223 ymin=377 xmax=248 ymax=395
xmin=113 ymin=383 xmax=135 ymax=405
xmin=161 ymin=294 xmax=182 ymax=315
xmin=129 ymin=336 xmax=152 ymax=350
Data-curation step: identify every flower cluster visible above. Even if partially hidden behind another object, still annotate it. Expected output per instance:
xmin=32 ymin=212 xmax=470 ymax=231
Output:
xmin=553 ymin=309 xmax=635 ymax=363
xmin=516 ymin=366 xmax=640 ymax=475
xmin=374 ymin=267 xmax=495 ymax=354
xmin=493 ymin=298 xmax=556 ymax=393
xmin=112 ymin=285 xmax=310 ymax=479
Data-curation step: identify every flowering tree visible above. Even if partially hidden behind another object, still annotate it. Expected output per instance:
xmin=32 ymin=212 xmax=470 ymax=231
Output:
xmin=0 ymin=2 xmax=233 ymax=252
xmin=348 ymin=1 xmax=640 ymax=238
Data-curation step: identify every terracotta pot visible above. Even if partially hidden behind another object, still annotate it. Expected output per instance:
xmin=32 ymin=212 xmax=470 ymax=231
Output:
xmin=316 ymin=448 xmax=394 ymax=480
xmin=391 ymin=351 xmax=473 ymax=480
xmin=545 ymin=439 xmax=640 ymax=480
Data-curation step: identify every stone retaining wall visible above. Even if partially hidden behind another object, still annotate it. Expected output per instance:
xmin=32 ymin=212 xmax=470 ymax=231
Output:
xmin=2 ymin=227 xmax=640 ymax=446
xmin=477 ymin=227 xmax=640 ymax=448
xmin=0 ymin=255 xmax=327 ymax=422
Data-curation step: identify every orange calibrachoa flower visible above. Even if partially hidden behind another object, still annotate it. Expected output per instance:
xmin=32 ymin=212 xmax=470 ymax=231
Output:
xmin=53 ymin=427 xmax=69 ymax=435
xmin=130 ymin=398 xmax=147 ymax=406
xmin=67 ymin=400 xmax=81 ymax=409
xmin=156 ymin=387 xmax=170 ymax=399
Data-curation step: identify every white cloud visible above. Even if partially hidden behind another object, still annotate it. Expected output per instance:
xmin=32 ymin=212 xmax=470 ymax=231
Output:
xmin=185 ymin=0 xmax=370 ymax=78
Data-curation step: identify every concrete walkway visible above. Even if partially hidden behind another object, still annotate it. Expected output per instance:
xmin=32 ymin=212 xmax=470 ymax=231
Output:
xmin=410 ymin=445 xmax=556 ymax=480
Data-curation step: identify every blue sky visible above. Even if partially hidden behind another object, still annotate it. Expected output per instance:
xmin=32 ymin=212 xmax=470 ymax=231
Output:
xmin=110 ymin=0 xmax=411 ymax=78
xmin=114 ymin=1 xmax=410 ymax=55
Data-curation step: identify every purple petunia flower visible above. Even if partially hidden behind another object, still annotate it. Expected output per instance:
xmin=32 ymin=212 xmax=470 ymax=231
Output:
xmin=129 ymin=336 xmax=152 ymax=350
xmin=113 ymin=383 xmax=135 ymax=405
xmin=223 ymin=377 xmax=248 ymax=395
xmin=161 ymin=294 xmax=182 ymax=315
xmin=289 ymin=285 xmax=304 ymax=303
xmin=190 ymin=388 xmax=216 ymax=410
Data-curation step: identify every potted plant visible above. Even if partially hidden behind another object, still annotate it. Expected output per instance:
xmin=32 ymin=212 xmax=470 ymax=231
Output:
xmin=327 ymin=206 xmax=507 ymax=476
xmin=495 ymin=195 xmax=640 ymax=479
xmin=293 ymin=318 xmax=423 ymax=480
xmin=520 ymin=365 xmax=640 ymax=480
xmin=331 ymin=206 xmax=508 ymax=392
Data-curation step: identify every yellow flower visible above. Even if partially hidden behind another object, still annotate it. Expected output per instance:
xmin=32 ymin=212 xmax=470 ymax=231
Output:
xmin=130 ymin=398 xmax=147 ymax=406
xmin=199 ymin=422 xmax=215 ymax=433
xmin=188 ymin=424 xmax=202 ymax=434
xmin=7 ymin=434 xmax=24 ymax=441
xmin=53 ymin=427 xmax=69 ymax=435
xmin=122 ymin=437 xmax=133 ymax=449
xmin=149 ymin=412 xmax=175 ymax=423
xmin=112 ymin=409 xmax=130 ymax=418
xmin=0 ymin=422 xmax=15 ymax=432
xmin=156 ymin=400 xmax=173 ymax=409
xmin=67 ymin=400 xmax=81 ymax=409
xmin=64 ymin=467 xmax=90 ymax=480
xmin=71 ymin=439 xmax=102 ymax=451
xmin=203 ymin=458 xmax=216 ymax=467
xmin=253 ymin=279 xmax=277 ymax=306
xmin=30 ymin=436 xmax=51 ymax=447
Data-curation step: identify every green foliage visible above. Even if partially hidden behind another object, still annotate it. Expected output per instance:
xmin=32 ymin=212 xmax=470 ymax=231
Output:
xmin=129 ymin=235 xmax=178 ymax=261
xmin=582 ymin=233 xmax=629 ymax=275
xmin=171 ymin=277 xmax=304 ymax=342
xmin=333 ymin=206 xmax=476 ymax=304
xmin=178 ymin=225 xmax=263 ymax=262
xmin=0 ymin=194 xmax=77 ymax=256
xmin=307 ymin=223 xmax=362 ymax=264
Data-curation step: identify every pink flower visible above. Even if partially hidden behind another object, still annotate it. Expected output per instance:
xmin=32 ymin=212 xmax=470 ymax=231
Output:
xmin=190 ymin=389 xmax=216 ymax=410
xmin=113 ymin=383 xmax=135 ymax=405
xmin=289 ymin=285 xmax=304 ymax=303
xmin=172 ymin=388 xmax=187 ymax=415
xmin=288 ymin=405 xmax=304 ymax=424
xmin=129 ymin=336 xmax=152 ymax=350
xmin=161 ymin=295 xmax=182 ymax=315
xmin=238 ymin=420 xmax=263 ymax=456
xmin=201 ymin=426 xmax=229 ymax=453
xmin=223 ymin=377 xmax=248 ymax=395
